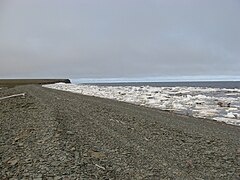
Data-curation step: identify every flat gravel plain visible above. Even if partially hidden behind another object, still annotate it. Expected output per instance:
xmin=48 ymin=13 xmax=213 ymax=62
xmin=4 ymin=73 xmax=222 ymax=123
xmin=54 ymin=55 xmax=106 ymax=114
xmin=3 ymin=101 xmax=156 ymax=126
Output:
xmin=0 ymin=85 xmax=240 ymax=179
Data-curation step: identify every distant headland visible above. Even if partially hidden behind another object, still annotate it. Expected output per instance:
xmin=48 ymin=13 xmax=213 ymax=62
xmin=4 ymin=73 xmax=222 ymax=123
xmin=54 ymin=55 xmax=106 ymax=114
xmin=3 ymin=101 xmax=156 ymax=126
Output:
xmin=0 ymin=79 xmax=71 ymax=87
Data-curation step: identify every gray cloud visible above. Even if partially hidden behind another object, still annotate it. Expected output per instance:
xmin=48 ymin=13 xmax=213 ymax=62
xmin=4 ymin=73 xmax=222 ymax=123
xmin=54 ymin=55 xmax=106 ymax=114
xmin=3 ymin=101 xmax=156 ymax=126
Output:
xmin=0 ymin=0 xmax=240 ymax=78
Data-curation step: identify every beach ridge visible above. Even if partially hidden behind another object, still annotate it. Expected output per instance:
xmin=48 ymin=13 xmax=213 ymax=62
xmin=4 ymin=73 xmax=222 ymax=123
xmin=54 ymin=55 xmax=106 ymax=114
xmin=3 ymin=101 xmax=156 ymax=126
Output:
xmin=1 ymin=85 xmax=239 ymax=179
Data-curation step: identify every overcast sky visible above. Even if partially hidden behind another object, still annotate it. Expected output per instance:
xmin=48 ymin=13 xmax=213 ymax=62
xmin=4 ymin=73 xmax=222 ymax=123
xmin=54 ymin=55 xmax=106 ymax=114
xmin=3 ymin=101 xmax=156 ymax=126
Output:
xmin=0 ymin=0 xmax=240 ymax=79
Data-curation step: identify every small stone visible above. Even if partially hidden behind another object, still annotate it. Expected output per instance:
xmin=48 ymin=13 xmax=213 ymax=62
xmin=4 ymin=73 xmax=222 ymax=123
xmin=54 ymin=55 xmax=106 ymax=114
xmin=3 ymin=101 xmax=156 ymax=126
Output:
xmin=222 ymin=156 xmax=229 ymax=160
xmin=36 ymin=174 xmax=43 ymax=178
xmin=75 ymin=151 xmax=79 ymax=160
xmin=23 ymin=173 xmax=30 ymax=177
xmin=25 ymin=158 xmax=32 ymax=164
xmin=14 ymin=137 xmax=20 ymax=142
xmin=181 ymin=139 xmax=186 ymax=143
xmin=152 ymin=132 xmax=160 ymax=135
xmin=9 ymin=178 xmax=18 ymax=180
xmin=88 ymin=150 xmax=106 ymax=159
xmin=51 ymin=161 xmax=61 ymax=167
xmin=46 ymin=177 xmax=54 ymax=180
xmin=66 ymin=131 xmax=74 ymax=135
xmin=206 ymin=140 xmax=211 ymax=144
xmin=37 ymin=140 xmax=44 ymax=144
xmin=59 ymin=155 xmax=67 ymax=161
xmin=21 ymin=177 xmax=29 ymax=180
xmin=236 ymin=148 xmax=240 ymax=156
xmin=53 ymin=176 xmax=62 ymax=180
xmin=186 ymin=160 xmax=194 ymax=168
xmin=205 ymin=150 xmax=214 ymax=155
xmin=47 ymin=173 xmax=55 ymax=177
xmin=163 ymin=163 xmax=167 ymax=166
xmin=3 ymin=157 xmax=11 ymax=164
xmin=8 ymin=158 xmax=19 ymax=166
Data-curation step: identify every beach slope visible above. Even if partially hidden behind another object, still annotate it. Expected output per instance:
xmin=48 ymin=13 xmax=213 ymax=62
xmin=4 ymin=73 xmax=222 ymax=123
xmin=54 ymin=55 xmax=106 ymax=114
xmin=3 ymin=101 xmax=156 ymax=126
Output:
xmin=0 ymin=85 xmax=239 ymax=179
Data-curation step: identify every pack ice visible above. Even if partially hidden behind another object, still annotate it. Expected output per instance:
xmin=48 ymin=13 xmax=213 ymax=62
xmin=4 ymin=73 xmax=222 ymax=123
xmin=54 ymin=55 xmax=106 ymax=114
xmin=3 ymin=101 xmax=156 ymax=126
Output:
xmin=43 ymin=83 xmax=240 ymax=126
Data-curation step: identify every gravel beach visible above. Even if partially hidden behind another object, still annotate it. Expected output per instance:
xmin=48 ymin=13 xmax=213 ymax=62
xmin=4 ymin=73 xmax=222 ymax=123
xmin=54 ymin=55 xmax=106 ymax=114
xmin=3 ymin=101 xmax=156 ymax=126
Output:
xmin=1 ymin=85 xmax=240 ymax=179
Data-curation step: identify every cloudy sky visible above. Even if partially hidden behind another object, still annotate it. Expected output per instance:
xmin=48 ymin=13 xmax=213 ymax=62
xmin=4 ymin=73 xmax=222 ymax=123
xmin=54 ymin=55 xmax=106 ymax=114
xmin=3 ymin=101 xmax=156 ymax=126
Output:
xmin=0 ymin=0 xmax=240 ymax=79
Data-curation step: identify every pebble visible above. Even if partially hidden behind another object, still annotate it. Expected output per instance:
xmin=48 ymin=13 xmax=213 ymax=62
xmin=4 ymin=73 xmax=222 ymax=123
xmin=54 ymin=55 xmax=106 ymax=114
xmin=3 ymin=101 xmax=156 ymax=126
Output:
xmin=25 ymin=158 xmax=32 ymax=163
xmin=53 ymin=176 xmax=62 ymax=180
xmin=18 ymin=143 xmax=24 ymax=147
xmin=8 ymin=158 xmax=19 ymax=166
xmin=163 ymin=163 xmax=168 ymax=166
xmin=71 ymin=147 xmax=76 ymax=151
xmin=236 ymin=148 xmax=240 ymax=155
xmin=51 ymin=161 xmax=61 ymax=167
xmin=33 ymin=178 xmax=42 ymax=180
xmin=66 ymin=131 xmax=74 ymax=135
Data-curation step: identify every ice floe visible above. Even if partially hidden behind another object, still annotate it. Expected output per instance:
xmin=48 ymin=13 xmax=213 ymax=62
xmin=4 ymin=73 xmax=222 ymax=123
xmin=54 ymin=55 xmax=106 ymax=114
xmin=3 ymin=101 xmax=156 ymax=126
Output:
xmin=43 ymin=83 xmax=240 ymax=126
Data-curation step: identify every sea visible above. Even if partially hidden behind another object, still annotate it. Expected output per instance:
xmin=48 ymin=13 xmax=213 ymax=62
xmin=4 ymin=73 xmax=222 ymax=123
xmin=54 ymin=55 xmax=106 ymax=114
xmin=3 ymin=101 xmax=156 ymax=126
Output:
xmin=72 ymin=77 xmax=240 ymax=89
xmin=83 ymin=81 xmax=240 ymax=89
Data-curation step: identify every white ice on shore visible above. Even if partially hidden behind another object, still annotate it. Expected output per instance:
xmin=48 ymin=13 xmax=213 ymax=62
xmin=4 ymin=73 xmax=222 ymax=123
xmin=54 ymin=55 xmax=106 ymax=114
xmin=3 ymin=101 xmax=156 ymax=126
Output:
xmin=43 ymin=83 xmax=240 ymax=126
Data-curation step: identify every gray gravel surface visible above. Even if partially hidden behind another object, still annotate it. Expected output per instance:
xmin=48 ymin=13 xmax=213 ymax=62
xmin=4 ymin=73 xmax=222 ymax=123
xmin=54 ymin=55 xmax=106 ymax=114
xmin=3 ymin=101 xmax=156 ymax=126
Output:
xmin=0 ymin=85 xmax=240 ymax=179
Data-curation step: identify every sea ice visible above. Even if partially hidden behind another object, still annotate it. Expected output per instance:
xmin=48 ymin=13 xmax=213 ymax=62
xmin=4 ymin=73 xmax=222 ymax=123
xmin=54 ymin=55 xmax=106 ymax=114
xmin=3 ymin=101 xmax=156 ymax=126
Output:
xmin=43 ymin=83 xmax=240 ymax=126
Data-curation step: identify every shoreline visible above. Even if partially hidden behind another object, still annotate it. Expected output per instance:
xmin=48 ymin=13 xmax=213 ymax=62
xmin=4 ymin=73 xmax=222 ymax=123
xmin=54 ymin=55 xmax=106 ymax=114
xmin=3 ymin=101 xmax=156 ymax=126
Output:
xmin=43 ymin=83 xmax=240 ymax=126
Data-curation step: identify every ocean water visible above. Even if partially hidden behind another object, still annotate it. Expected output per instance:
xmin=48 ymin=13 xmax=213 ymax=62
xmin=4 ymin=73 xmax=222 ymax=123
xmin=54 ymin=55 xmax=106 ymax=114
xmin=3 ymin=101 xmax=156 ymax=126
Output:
xmin=71 ymin=76 xmax=240 ymax=88
xmin=71 ymin=76 xmax=240 ymax=89
xmin=86 ymin=81 xmax=240 ymax=89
